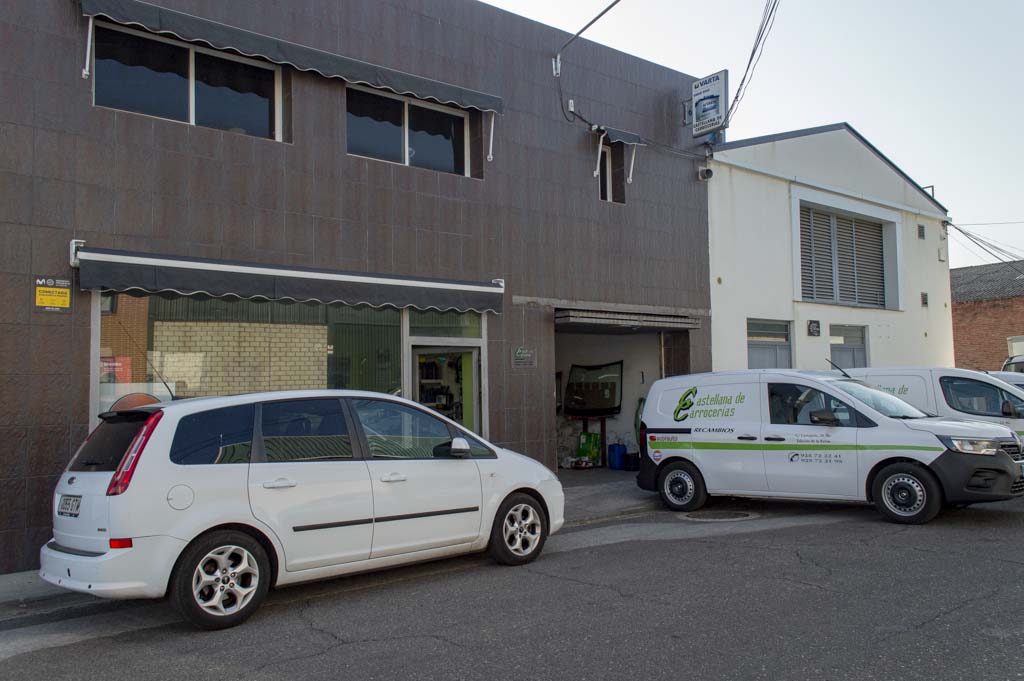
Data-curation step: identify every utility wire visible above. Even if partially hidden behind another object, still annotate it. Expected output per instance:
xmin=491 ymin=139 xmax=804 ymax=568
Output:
xmin=727 ymin=0 xmax=781 ymax=124
xmin=950 ymin=223 xmax=1024 ymax=281
xmin=957 ymin=221 xmax=1024 ymax=227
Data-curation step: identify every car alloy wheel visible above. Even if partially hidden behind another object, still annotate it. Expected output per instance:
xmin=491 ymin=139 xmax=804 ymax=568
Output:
xmin=503 ymin=503 xmax=542 ymax=557
xmin=192 ymin=545 xmax=260 ymax=617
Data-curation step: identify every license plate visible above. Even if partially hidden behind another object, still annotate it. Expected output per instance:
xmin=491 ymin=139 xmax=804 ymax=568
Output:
xmin=58 ymin=495 xmax=81 ymax=518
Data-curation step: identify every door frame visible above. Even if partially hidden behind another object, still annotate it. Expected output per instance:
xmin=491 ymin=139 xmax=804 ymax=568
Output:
xmin=402 ymin=311 xmax=489 ymax=438
xmin=410 ymin=346 xmax=481 ymax=434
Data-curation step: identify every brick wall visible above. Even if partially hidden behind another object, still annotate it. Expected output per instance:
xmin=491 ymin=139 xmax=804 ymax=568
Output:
xmin=952 ymin=297 xmax=1024 ymax=370
xmin=152 ymin=322 xmax=327 ymax=397
xmin=99 ymin=295 xmax=150 ymax=382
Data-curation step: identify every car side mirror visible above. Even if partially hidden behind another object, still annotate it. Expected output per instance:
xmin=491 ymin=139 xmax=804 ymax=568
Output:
xmin=809 ymin=409 xmax=840 ymax=426
xmin=450 ymin=437 xmax=471 ymax=458
xmin=1001 ymin=400 xmax=1018 ymax=418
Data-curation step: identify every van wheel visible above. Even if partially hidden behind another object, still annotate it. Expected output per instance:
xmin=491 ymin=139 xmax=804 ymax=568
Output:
xmin=658 ymin=460 xmax=708 ymax=512
xmin=170 ymin=530 xmax=270 ymax=630
xmin=872 ymin=463 xmax=942 ymax=524
xmin=488 ymin=493 xmax=548 ymax=566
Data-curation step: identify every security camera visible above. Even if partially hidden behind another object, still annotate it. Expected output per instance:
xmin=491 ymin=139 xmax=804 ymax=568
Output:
xmin=698 ymin=166 xmax=714 ymax=181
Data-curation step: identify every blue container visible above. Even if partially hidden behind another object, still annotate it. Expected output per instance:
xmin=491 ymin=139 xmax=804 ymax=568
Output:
xmin=608 ymin=443 xmax=627 ymax=470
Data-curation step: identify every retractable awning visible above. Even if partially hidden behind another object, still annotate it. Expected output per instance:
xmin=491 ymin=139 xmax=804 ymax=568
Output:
xmin=79 ymin=0 xmax=504 ymax=113
xmin=598 ymin=126 xmax=646 ymax=146
xmin=555 ymin=309 xmax=699 ymax=334
xmin=73 ymin=246 xmax=504 ymax=314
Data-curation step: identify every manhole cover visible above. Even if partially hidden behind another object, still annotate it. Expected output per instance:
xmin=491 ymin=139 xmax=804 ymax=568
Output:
xmin=681 ymin=510 xmax=756 ymax=522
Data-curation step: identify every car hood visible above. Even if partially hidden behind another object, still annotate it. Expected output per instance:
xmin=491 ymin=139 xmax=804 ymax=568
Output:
xmin=901 ymin=417 xmax=1015 ymax=440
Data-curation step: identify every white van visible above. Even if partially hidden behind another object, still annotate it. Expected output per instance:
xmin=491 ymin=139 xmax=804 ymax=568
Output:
xmin=844 ymin=367 xmax=1024 ymax=436
xmin=636 ymin=370 xmax=1024 ymax=524
xmin=988 ymin=371 xmax=1024 ymax=392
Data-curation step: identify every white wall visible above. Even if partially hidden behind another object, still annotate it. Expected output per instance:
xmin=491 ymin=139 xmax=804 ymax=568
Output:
xmin=708 ymin=130 xmax=954 ymax=371
xmin=555 ymin=332 xmax=660 ymax=451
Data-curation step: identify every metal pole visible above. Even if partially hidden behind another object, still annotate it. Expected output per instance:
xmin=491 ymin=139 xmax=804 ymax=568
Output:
xmin=552 ymin=0 xmax=625 ymax=77
xmin=82 ymin=16 xmax=94 ymax=79
xmin=593 ymin=131 xmax=607 ymax=178
xmin=487 ymin=111 xmax=495 ymax=162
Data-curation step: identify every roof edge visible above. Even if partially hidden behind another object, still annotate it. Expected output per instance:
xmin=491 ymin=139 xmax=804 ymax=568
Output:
xmin=714 ymin=122 xmax=948 ymax=215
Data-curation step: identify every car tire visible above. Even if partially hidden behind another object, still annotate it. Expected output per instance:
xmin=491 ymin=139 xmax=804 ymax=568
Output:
xmin=657 ymin=459 xmax=708 ymax=512
xmin=872 ymin=462 xmax=943 ymax=524
xmin=170 ymin=530 xmax=271 ymax=630
xmin=488 ymin=493 xmax=548 ymax=566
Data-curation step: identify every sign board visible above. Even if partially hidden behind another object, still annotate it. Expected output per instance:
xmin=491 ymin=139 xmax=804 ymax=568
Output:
xmin=33 ymin=275 xmax=71 ymax=313
xmin=691 ymin=70 xmax=728 ymax=138
xmin=511 ymin=345 xmax=537 ymax=369
xmin=807 ymin=320 xmax=821 ymax=337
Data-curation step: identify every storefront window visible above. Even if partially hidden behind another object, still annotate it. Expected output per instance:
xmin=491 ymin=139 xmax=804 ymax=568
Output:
xmin=409 ymin=309 xmax=481 ymax=338
xmin=98 ymin=293 xmax=400 ymax=412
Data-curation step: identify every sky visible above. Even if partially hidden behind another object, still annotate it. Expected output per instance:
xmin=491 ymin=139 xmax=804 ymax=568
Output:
xmin=478 ymin=0 xmax=1024 ymax=269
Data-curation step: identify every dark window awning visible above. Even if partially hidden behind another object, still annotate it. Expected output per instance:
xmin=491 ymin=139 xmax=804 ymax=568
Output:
xmin=73 ymin=246 xmax=504 ymax=314
xmin=598 ymin=126 xmax=646 ymax=146
xmin=80 ymin=0 xmax=504 ymax=113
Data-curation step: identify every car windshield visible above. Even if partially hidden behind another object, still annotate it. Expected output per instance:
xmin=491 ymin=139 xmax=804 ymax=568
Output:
xmin=830 ymin=379 xmax=929 ymax=419
xmin=1004 ymin=361 xmax=1024 ymax=373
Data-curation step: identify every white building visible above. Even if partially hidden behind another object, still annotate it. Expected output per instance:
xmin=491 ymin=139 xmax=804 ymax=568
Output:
xmin=707 ymin=123 xmax=954 ymax=371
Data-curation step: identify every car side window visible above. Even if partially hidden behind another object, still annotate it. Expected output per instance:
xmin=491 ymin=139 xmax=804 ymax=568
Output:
xmin=940 ymin=377 xmax=1004 ymax=417
xmin=351 ymin=399 xmax=454 ymax=459
xmin=170 ymin=404 xmax=255 ymax=465
xmin=768 ymin=383 xmax=856 ymax=427
xmin=260 ymin=399 xmax=353 ymax=462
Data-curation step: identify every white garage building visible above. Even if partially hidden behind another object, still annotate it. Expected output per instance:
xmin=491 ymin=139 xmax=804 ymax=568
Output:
xmin=707 ymin=123 xmax=954 ymax=371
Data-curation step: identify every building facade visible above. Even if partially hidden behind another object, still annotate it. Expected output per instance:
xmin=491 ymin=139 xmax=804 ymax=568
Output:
xmin=951 ymin=261 xmax=1024 ymax=370
xmin=707 ymin=124 xmax=953 ymax=371
xmin=0 ymin=0 xmax=711 ymax=572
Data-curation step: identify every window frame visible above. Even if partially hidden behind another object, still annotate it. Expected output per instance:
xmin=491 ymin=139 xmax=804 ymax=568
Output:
xmin=345 ymin=397 xmax=496 ymax=460
xmin=939 ymin=376 xmax=1016 ymax=419
xmin=767 ymin=383 xmax=859 ymax=428
xmin=251 ymin=398 xmax=363 ymax=463
xmin=92 ymin=21 xmax=283 ymax=142
xmin=598 ymin=144 xmax=613 ymax=202
xmin=345 ymin=83 xmax=471 ymax=178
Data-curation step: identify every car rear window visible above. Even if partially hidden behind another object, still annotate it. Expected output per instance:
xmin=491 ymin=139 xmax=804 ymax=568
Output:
xmin=170 ymin=404 xmax=255 ymax=465
xmin=68 ymin=412 xmax=153 ymax=472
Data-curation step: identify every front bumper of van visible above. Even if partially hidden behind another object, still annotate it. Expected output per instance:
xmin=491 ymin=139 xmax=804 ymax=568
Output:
xmin=40 ymin=535 xmax=186 ymax=599
xmin=929 ymin=450 xmax=1024 ymax=503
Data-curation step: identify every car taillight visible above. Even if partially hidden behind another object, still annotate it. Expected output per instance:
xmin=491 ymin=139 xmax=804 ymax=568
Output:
xmin=639 ymin=423 xmax=648 ymax=457
xmin=109 ymin=538 xmax=133 ymax=549
xmin=106 ymin=410 xmax=163 ymax=496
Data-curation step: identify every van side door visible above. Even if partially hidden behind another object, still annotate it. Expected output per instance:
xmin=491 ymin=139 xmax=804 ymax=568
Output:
xmin=760 ymin=379 xmax=861 ymax=497
xmin=650 ymin=379 xmax=767 ymax=492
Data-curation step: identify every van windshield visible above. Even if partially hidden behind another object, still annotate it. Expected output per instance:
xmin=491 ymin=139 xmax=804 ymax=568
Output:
xmin=831 ymin=380 xmax=929 ymax=419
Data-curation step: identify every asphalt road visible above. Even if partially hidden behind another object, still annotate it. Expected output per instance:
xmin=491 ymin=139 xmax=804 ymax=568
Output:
xmin=4 ymin=496 xmax=1024 ymax=681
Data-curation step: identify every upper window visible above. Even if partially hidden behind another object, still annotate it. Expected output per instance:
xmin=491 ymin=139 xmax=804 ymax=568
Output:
xmin=170 ymin=404 xmax=255 ymax=465
xmin=94 ymin=24 xmax=280 ymax=141
xmin=939 ymin=377 xmax=1022 ymax=418
xmin=747 ymin=319 xmax=792 ymax=370
xmin=598 ymin=143 xmax=625 ymax=204
xmin=260 ymin=399 xmax=353 ymax=462
xmin=346 ymin=87 xmax=468 ymax=176
xmin=599 ymin=145 xmax=612 ymax=202
xmin=800 ymin=205 xmax=885 ymax=307
xmin=768 ymin=383 xmax=856 ymax=427
xmin=351 ymin=399 xmax=454 ymax=459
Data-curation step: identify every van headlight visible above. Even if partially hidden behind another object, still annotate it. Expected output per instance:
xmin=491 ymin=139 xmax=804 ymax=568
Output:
xmin=938 ymin=436 xmax=1000 ymax=455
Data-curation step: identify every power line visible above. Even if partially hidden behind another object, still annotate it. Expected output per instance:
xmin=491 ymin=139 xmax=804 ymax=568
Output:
xmin=727 ymin=0 xmax=781 ymax=124
xmin=957 ymin=221 xmax=1024 ymax=227
xmin=950 ymin=223 xmax=1024 ymax=282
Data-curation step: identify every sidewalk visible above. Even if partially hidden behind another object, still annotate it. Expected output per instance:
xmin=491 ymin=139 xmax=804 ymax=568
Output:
xmin=559 ymin=467 xmax=662 ymax=525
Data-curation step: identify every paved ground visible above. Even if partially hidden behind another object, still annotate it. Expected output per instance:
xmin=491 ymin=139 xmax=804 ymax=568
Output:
xmin=3 ymin=490 xmax=1024 ymax=680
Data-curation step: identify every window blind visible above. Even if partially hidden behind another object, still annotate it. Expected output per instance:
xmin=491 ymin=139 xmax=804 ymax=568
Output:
xmin=800 ymin=206 xmax=885 ymax=307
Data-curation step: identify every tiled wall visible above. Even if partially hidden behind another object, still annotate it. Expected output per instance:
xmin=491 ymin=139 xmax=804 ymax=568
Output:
xmin=0 ymin=0 xmax=711 ymax=571
xmin=152 ymin=322 xmax=328 ymax=397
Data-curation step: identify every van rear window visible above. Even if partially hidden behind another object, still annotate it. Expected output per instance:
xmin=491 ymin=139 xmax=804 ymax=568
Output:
xmin=68 ymin=412 xmax=153 ymax=472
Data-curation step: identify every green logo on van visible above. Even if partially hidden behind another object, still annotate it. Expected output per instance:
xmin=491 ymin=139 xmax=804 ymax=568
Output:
xmin=674 ymin=387 xmax=698 ymax=421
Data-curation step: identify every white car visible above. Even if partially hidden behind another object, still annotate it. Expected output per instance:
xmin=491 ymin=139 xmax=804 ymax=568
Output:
xmin=40 ymin=391 xmax=564 ymax=629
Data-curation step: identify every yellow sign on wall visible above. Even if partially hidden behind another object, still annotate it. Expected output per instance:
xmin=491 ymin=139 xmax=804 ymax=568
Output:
xmin=34 ymin=275 xmax=72 ymax=313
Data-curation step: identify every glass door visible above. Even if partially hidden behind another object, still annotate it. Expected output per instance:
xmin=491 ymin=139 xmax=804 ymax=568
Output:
xmin=412 ymin=346 xmax=480 ymax=432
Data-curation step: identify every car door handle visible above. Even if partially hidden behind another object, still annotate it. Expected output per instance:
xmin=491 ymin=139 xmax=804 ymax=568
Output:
xmin=764 ymin=436 xmax=786 ymax=442
xmin=262 ymin=478 xmax=297 ymax=489
xmin=737 ymin=435 xmax=758 ymax=441
xmin=380 ymin=473 xmax=408 ymax=483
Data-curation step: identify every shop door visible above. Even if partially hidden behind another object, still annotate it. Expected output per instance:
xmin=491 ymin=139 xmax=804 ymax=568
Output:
xmin=413 ymin=347 xmax=480 ymax=432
